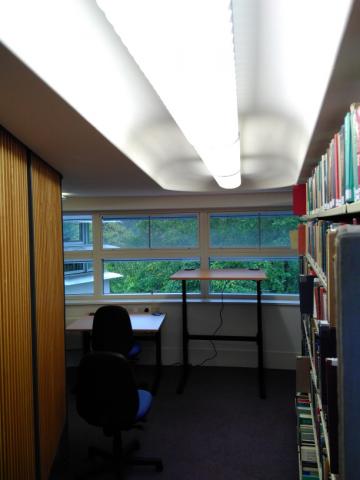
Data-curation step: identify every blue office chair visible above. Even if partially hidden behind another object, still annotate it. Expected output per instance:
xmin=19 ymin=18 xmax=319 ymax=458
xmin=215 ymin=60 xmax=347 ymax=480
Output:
xmin=91 ymin=305 xmax=141 ymax=360
xmin=76 ymin=351 xmax=163 ymax=476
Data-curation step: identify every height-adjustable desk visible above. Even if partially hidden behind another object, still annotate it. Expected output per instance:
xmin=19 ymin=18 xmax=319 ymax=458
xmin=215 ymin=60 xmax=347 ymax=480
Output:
xmin=170 ymin=268 xmax=267 ymax=398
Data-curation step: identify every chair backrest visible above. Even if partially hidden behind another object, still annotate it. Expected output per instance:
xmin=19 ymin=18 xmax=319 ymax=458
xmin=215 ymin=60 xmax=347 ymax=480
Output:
xmin=91 ymin=305 xmax=134 ymax=355
xmin=76 ymin=352 xmax=139 ymax=432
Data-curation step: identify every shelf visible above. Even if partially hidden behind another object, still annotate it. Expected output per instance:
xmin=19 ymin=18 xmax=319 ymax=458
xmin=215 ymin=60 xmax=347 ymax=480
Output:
xmin=304 ymin=201 xmax=360 ymax=219
xmin=345 ymin=200 xmax=360 ymax=214
xmin=306 ymin=254 xmax=327 ymax=290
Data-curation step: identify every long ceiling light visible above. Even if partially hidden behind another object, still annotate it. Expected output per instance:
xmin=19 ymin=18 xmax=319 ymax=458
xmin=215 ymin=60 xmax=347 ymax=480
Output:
xmin=96 ymin=0 xmax=241 ymax=189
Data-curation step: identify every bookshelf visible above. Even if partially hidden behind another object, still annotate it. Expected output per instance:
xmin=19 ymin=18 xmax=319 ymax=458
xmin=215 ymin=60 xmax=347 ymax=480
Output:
xmin=296 ymin=101 xmax=360 ymax=480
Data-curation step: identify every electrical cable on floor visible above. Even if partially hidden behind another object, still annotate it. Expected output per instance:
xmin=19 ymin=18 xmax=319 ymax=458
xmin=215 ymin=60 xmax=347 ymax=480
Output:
xmin=198 ymin=282 xmax=226 ymax=366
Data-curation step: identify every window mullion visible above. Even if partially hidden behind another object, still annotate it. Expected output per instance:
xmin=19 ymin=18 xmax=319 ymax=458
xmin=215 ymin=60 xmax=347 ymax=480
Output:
xmin=199 ymin=211 xmax=209 ymax=297
xmin=92 ymin=213 xmax=103 ymax=297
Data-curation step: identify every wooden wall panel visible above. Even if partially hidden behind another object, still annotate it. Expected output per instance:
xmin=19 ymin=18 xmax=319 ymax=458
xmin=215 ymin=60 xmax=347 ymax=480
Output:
xmin=0 ymin=129 xmax=36 ymax=479
xmin=31 ymin=155 xmax=66 ymax=480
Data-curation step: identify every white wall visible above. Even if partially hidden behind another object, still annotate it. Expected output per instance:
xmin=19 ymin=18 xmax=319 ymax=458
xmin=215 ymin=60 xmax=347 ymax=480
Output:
xmin=65 ymin=300 xmax=301 ymax=370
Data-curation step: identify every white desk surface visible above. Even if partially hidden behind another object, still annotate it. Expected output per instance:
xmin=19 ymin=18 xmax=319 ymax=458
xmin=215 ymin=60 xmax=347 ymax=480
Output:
xmin=171 ymin=268 xmax=267 ymax=281
xmin=66 ymin=312 xmax=166 ymax=333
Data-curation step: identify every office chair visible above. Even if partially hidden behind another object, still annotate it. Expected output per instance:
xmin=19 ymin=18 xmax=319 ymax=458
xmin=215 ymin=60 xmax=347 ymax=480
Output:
xmin=76 ymin=351 xmax=163 ymax=477
xmin=91 ymin=305 xmax=141 ymax=360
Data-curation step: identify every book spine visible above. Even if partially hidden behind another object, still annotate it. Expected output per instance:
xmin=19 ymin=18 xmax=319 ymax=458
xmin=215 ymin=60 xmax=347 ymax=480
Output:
xmin=344 ymin=112 xmax=354 ymax=203
xmin=326 ymin=358 xmax=339 ymax=474
xmin=350 ymin=104 xmax=359 ymax=201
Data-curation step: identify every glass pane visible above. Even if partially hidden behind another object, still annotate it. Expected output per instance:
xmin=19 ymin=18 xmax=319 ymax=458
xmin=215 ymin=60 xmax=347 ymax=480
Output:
xmin=260 ymin=214 xmax=300 ymax=248
xmin=210 ymin=214 xmax=259 ymax=248
xmin=103 ymin=217 xmax=149 ymax=249
xmin=103 ymin=258 xmax=200 ymax=294
xmin=63 ymin=215 xmax=93 ymax=251
xmin=64 ymin=260 xmax=94 ymax=295
xmin=150 ymin=215 xmax=198 ymax=248
xmin=209 ymin=257 xmax=299 ymax=294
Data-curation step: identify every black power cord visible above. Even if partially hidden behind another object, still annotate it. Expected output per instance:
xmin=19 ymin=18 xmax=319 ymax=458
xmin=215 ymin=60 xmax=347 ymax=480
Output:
xmin=197 ymin=283 xmax=226 ymax=366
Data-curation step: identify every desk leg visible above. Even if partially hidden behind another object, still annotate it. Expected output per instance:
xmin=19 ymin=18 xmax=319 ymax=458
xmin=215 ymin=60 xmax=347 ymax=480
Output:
xmin=177 ymin=279 xmax=190 ymax=394
xmin=257 ymin=281 xmax=266 ymax=399
xmin=152 ymin=330 xmax=162 ymax=395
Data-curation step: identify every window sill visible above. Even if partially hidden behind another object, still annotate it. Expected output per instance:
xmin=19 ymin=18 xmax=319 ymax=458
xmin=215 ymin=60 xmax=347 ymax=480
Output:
xmin=65 ymin=297 xmax=300 ymax=307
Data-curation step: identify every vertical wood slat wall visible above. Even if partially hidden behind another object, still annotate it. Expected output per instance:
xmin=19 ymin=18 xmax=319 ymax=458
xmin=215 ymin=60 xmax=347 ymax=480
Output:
xmin=0 ymin=129 xmax=65 ymax=480
xmin=31 ymin=155 xmax=66 ymax=480
xmin=0 ymin=129 xmax=36 ymax=480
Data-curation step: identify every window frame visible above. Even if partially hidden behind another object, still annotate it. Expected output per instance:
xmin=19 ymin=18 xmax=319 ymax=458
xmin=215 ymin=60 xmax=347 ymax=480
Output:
xmin=63 ymin=210 xmax=299 ymax=303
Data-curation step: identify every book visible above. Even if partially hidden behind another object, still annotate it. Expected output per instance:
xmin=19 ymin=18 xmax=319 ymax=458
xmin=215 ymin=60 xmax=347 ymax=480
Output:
xmin=293 ymin=184 xmax=307 ymax=215
xmin=296 ymin=356 xmax=311 ymax=393
xmin=344 ymin=111 xmax=354 ymax=203
xmin=301 ymin=445 xmax=317 ymax=463
xmin=299 ymin=275 xmax=314 ymax=315
xmin=350 ymin=103 xmax=360 ymax=201
xmin=298 ymin=223 xmax=306 ymax=255
xmin=338 ymin=125 xmax=345 ymax=205
xmin=326 ymin=226 xmax=338 ymax=327
xmin=317 ymin=320 xmax=336 ymax=407
xmin=326 ymin=358 xmax=338 ymax=474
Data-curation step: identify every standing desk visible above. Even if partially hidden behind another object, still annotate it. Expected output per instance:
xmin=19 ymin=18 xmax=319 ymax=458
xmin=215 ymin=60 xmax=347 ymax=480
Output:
xmin=170 ymin=268 xmax=267 ymax=398
xmin=66 ymin=312 xmax=166 ymax=394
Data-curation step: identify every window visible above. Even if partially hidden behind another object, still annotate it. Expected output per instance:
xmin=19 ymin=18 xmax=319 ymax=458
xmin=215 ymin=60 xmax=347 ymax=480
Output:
xmin=209 ymin=212 xmax=298 ymax=248
xmin=102 ymin=214 xmax=198 ymax=249
xmin=64 ymin=260 xmax=94 ymax=295
xmin=63 ymin=215 xmax=93 ymax=251
xmin=209 ymin=257 xmax=299 ymax=295
xmin=210 ymin=213 xmax=258 ymax=248
xmin=62 ymin=210 xmax=299 ymax=300
xmin=208 ymin=212 xmax=299 ymax=297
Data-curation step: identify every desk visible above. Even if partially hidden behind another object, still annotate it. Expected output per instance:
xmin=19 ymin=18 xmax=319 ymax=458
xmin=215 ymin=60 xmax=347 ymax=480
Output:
xmin=170 ymin=268 xmax=267 ymax=398
xmin=66 ymin=313 xmax=166 ymax=394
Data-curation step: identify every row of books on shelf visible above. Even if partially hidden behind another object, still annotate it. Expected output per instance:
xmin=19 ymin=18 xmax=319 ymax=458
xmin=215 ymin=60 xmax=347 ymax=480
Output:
xmin=296 ymin=357 xmax=339 ymax=478
xmin=296 ymin=393 xmax=320 ymax=480
xmin=297 ymin=266 xmax=339 ymax=478
xmin=296 ymin=351 xmax=339 ymax=477
xmin=306 ymin=102 xmax=360 ymax=213
xmin=297 ymin=219 xmax=360 ymax=280
xmin=301 ymin=313 xmax=336 ymax=413
xmin=297 ymin=221 xmax=360 ymax=334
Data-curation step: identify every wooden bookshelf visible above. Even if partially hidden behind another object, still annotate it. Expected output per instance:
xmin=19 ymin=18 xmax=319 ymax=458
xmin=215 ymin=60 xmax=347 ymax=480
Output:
xmin=298 ymin=215 xmax=360 ymax=478
xmin=297 ymin=92 xmax=360 ymax=478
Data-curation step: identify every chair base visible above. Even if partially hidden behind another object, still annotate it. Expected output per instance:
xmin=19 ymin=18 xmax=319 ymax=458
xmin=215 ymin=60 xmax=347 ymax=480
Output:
xmin=81 ymin=436 xmax=163 ymax=478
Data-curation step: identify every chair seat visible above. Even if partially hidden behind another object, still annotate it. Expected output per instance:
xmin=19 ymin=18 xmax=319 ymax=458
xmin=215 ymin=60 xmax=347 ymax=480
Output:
xmin=136 ymin=390 xmax=152 ymax=421
xmin=128 ymin=342 xmax=141 ymax=358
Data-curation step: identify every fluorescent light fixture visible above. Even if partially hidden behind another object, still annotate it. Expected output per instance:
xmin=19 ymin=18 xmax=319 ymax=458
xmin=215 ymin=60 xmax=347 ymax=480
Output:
xmin=96 ymin=0 xmax=241 ymax=189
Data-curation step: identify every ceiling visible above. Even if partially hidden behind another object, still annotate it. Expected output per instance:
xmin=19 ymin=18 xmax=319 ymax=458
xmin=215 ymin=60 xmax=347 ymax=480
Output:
xmin=0 ymin=0 xmax=359 ymax=197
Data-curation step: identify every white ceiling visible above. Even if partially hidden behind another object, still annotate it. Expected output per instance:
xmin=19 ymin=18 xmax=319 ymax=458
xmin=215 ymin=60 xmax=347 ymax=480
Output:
xmin=0 ymin=0 xmax=359 ymax=197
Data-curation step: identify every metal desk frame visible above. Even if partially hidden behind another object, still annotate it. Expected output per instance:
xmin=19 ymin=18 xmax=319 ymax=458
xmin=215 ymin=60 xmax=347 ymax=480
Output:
xmin=171 ymin=268 xmax=266 ymax=398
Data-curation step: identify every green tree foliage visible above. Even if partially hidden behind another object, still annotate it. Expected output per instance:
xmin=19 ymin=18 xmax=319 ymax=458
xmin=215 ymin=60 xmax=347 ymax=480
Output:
xmin=105 ymin=259 xmax=200 ymax=294
xmin=210 ymin=259 xmax=299 ymax=294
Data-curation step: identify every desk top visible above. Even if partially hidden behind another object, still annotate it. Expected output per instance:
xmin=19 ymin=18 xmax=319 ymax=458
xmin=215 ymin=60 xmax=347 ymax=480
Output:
xmin=66 ymin=312 xmax=166 ymax=333
xmin=170 ymin=268 xmax=267 ymax=281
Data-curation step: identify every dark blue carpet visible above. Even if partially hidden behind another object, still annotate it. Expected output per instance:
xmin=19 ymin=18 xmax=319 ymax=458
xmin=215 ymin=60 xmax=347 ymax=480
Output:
xmin=51 ymin=365 xmax=298 ymax=480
